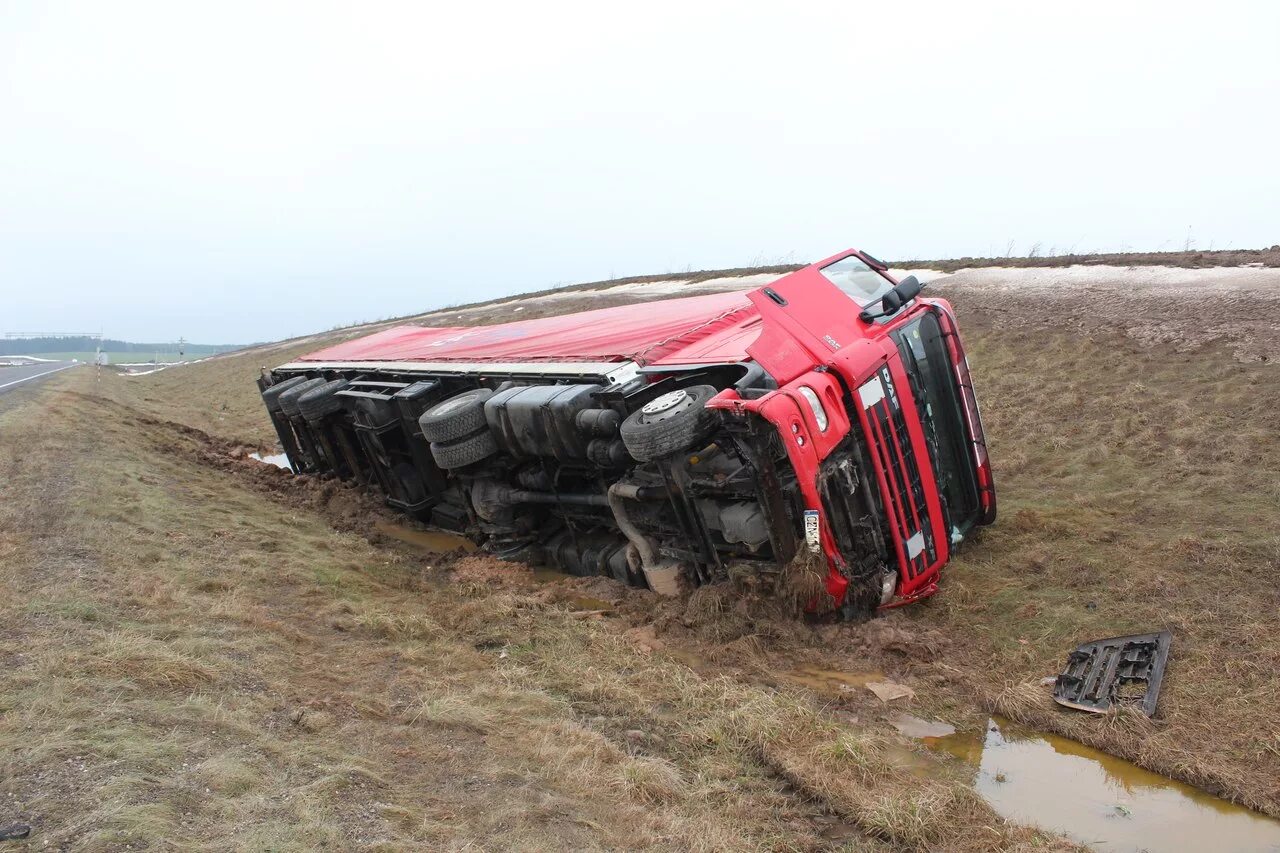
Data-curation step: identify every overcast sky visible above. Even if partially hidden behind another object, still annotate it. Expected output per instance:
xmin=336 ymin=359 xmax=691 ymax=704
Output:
xmin=2 ymin=1 xmax=1277 ymax=343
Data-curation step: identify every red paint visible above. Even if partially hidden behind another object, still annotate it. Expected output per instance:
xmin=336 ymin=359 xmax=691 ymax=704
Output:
xmin=727 ymin=252 xmax=964 ymax=606
xmin=299 ymin=290 xmax=764 ymax=367
xmin=305 ymin=249 xmax=996 ymax=610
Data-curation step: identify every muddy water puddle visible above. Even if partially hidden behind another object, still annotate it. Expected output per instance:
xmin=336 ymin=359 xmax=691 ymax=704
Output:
xmin=249 ymin=451 xmax=292 ymax=471
xmin=373 ymin=520 xmax=477 ymax=554
xmin=890 ymin=713 xmax=956 ymax=738
xmin=665 ymin=648 xmax=714 ymax=674
xmin=778 ymin=665 xmax=885 ymax=697
xmin=905 ymin=716 xmax=1280 ymax=852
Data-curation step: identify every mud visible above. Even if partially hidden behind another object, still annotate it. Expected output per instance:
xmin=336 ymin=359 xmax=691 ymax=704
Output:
xmin=890 ymin=714 xmax=956 ymax=738
xmin=136 ymin=413 xmax=441 ymax=560
xmin=779 ymin=666 xmax=885 ymax=697
xmin=373 ymin=519 xmax=476 ymax=554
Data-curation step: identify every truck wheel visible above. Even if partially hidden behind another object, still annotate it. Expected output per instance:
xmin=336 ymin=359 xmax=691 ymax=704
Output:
xmin=299 ymin=379 xmax=349 ymax=423
xmin=262 ymin=375 xmax=309 ymax=412
xmin=278 ymin=378 xmax=326 ymax=418
xmin=619 ymin=385 xmax=718 ymax=461
xmin=419 ymin=389 xmax=494 ymax=442
xmin=431 ymin=430 xmax=499 ymax=469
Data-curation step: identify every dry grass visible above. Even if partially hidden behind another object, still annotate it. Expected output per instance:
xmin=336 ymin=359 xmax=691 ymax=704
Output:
xmin=0 ymin=374 xmax=1074 ymax=850
xmin=900 ymin=245 xmax=1280 ymax=271
xmin=9 ymin=259 xmax=1278 ymax=848
xmin=905 ymin=315 xmax=1280 ymax=814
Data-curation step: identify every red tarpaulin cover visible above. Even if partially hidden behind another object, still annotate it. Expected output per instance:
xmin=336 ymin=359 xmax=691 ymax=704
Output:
xmin=296 ymin=290 xmax=765 ymax=367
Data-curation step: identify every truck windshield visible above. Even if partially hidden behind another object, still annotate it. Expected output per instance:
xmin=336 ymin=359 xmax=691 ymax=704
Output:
xmin=891 ymin=311 xmax=982 ymax=536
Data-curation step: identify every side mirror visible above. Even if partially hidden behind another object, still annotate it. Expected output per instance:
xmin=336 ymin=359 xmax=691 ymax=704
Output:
xmin=894 ymin=274 xmax=923 ymax=303
xmin=859 ymin=275 xmax=924 ymax=323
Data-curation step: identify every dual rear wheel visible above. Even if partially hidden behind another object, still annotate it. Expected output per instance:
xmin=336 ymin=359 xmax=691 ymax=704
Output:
xmin=418 ymin=389 xmax=499 ymax=469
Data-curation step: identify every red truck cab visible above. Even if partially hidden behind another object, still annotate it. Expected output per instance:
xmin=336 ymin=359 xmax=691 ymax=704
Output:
xmin=707 ymin=250 xmax=995 ymax=608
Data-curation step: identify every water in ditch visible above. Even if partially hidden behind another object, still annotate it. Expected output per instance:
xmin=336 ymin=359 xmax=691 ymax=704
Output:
xmin=778 ymin=665 xmax=886 ymax=697
xmin=373 ymin=520 xmax=477 ymax=554
xmin=903 ymin=715 xmax=1280 ymax=852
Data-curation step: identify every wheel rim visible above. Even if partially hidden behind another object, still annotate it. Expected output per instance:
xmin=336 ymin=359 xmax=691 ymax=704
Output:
xmin=641 ymin=389 xmax=688 ymax=416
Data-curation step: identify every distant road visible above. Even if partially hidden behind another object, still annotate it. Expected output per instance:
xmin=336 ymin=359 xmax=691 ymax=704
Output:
xmin=0 ymin=361 xmax=80 ymax=401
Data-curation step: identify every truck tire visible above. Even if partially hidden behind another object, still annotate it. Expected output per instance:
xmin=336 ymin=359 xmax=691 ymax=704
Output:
xmin=430 ymin=430 xmax=499 ymax=469
xmin=299 ymin=379 xmax=349 ymax=423
xmin=278 ymin=378 xmax=326 ymax=418
xmin=262 ymin=375 xmax=310 ymax=412
xmin=620 ymin=385 xmax=718 ymax=461
xmin=419 ymin=389 xmax=494 ymax=442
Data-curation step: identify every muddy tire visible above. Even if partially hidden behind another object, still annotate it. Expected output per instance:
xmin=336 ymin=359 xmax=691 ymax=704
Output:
xmin=419 ymin=389 xmax=494 ymax=443
xmin=277 ymin=378 xmax=326 ymax=418
xmin=298 ymin=379 xmax=349 ymax=423
xmin=262 ymin=376 xmax=310 ymax=412
xmin=430 ymin=430 xmax=499 ymax=469
xmin=620 ymin=385 xmax=718 ymax=461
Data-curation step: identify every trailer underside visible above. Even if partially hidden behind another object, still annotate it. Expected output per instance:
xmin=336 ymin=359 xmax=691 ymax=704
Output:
xmin=259 ymin=356 xmax=889 ymax=616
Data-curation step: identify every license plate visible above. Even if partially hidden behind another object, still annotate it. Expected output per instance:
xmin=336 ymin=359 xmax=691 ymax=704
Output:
xmin=803 ymin=510 xmax=820 ymax=552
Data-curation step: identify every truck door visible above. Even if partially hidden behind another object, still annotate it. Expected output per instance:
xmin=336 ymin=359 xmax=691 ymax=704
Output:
xmin=744 ymin=251 xmax=888 ymax=385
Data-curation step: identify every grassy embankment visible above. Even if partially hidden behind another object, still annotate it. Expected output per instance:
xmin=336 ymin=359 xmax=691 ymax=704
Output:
xmin=5 ymin=256 xmax=1279 ymax=848
xmin=913 ymin=317 xmax=1280 ymax=813
xmin=0 ymin=371 xmax=1071 ymax=850
xmin=111 ymin=262 xmax=1280 ymax=819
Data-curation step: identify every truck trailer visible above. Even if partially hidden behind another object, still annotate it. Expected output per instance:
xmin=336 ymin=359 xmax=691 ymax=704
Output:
xmin=259 ymin=249 xmax=995 ymax=617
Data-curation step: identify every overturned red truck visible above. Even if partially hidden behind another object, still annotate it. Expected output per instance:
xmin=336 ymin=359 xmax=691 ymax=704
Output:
xmin=259 ymin=250 xmax=995 ymax=617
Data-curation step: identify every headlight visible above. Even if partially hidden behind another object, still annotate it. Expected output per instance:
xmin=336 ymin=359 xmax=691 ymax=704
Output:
xmin=797 ymin=386 xmax=828 ymax=432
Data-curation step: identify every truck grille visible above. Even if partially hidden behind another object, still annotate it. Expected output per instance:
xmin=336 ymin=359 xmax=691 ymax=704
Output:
xmin=858 ymin=367 xmax=936 ymax=579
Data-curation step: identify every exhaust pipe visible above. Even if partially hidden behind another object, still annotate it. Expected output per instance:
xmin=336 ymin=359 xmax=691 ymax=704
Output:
xmin=607 ymin=482 xmax=682 ymax=596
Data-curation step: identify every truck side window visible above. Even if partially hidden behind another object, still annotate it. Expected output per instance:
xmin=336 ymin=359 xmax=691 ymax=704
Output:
xmin=818 ymin=256 xmax=896 ymax=307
